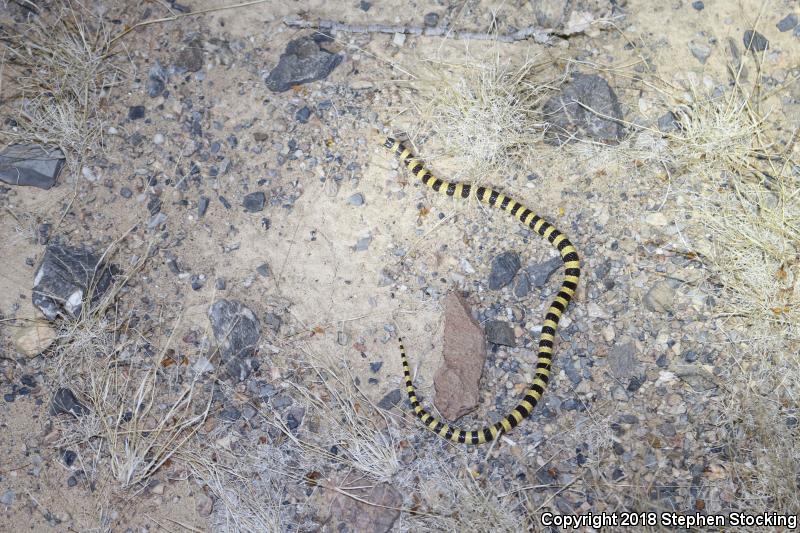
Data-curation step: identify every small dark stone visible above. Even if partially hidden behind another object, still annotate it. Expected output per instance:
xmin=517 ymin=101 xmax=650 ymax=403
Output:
xmin=215 ymin=278 xmax=226 ymax=290
xmin=485 ymin=320 xmax=516 ymax=347
xmin=20 ymin=375 xmax=36 ymax=387
xmin=612 ymin=442 xmax=625 ymax=455
xmin=147 ymin=61 xmax=168 ymax=98
xmin=526 ymin=256 xmax=563 ymax=288
xmin=264 ymin=312 xmax=282 ymax=334
xmin=370 ymin=361 xmax=383 ymax=373
xmin=424 ymin=12 xmax=439 ymax=26
xmin=62 ymin=450 xmax=77 ymax=467
xmin=612 ymin=468 xmax=624 ymax=481
xmin=208 ymin=299 xmax=261 ymax=381
xmin=190 ymin=274 xmax=203 ymax=291
xmin=210 ymin=141 xmax=221 ymax=154
xmin=286 ymin=407 xmax=305 ymax=430
xmin=265 ymin=36 xmax=343 ymax=92
xmin=219 ymin=196 xmax=231 ymax=209
xmin=198 ymin=196 xmax=209 ymax=217
xmin=243 ymin=191 xmax=266 ymax=212
xmin=256 ymin=263 xmax=270 ymax=277
xmin=576 ymin=452 xmax=587 ymax=466
xmin=691 ymin=0 xmax=704 ymax=10
xmin=147 ymin=195 xmax=162 ymax=215
xmin=67 ymin=476 xmax=78 ymax=488
xmin=17 ymin=387 xmax=29 ymax=396
xmin=128 ymin=106 xmax=145 ymax=120
xmin=777 ymin=14 xmax=798 ymax=32
xmin=368 ymin=377 xmax=378 ymax=385
xmin=166 ymin=258 xmax=180 ymax=275
xmin=743 ymin=30 xmax=769 ymax=52
xmin=50 ymin=388 xmax=89 ymax=417
xmin=377 ymin=389 xmax=403 ymax=409
xmin=261 ymin=218 xmax=271 ymax=230
xmin=295 ymin=106 xmax=312 ymax=123
xmin=120 ymin=187 xmax=133 ymax=199
xmin=656 ymin=353 xmax=668 ymax=368
xmin=513 ymin=272 xmax=531 ymax=298
xmin=657 ymin=111 xmax=680 ymax=132
xmin=220 ymin=406 xmax=241 ymax=421
xmin=786 ymin=416 xmax=798 ymax=429
xmin=359 ymin=0 xmax=371 ymax=10
xmin=488 ymin=251 xmax=521 ymax=290
xmin=627 ymin=376 xmax=643 ymax=392
xmin=0 ymin=144 xmax=65 ymax=189
xmin=177 ymin=36 xmax=204 ymax=72
xmin=3 ymin=393 xmax=14 ymax=403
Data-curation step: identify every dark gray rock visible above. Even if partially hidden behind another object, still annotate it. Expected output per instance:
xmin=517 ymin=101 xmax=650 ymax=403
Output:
xmin=120 ymin=187 xmax=133 ymax=199
xmin=265 ymin=35 xmax=343 ymax=93
xmin=0 ymin=144 xmax=65 ymax=189
xmin=208 ymin=299 xmax=261 ymax=381
xmin=691 ymin=1 xmax=704 ymax=10
xmin=295 ymin=106 xmax=311 ymax=123
xmin=33 ymin=244 xmax=115 ymax=320
xmin=243 ymin=191 xmax=266 ymax=212
xmin=657 ymin=111 xmax=680 ymax=132
xmin=424 ymin=12 xmax=439 ymax=27
xmin=177 ymin=36 xmax=204 ymax=72
xmin=513 ymin=273 xmax=531 ymax=298
xmin=485 ymin=320 xmax=516 ymax=347
xmin=128 ymin=106 xmax=145 ymax=120
xmin=377 ymin=389 xmax=403 ymax=410
xmin=777 ymin=14 xmax=798 ymax=32
xmin=542 ymin=72 xmax=624 ymax=144
xmin=50 ymin=388 xmax=89 ymax=417
xmin=198 ymin=196 xmax=209 ymax=217
xmin=526 ymin=255 xmax=563 ymax=288
xmin=743 ymin=30 xmax=769 ymax=51
xmin=147 ymin=61 xmax=168 ymax=97
xmin=488 ymin=251 xmax=521 ymax=290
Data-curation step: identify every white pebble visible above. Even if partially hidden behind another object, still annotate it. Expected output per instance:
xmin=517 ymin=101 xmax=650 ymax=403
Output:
xmin=153 ymin=133 xmax=165 ymax=145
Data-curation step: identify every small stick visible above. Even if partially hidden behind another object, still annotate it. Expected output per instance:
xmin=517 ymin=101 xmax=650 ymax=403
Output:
xmin=282 ymin=16 xmax=553 ymax=44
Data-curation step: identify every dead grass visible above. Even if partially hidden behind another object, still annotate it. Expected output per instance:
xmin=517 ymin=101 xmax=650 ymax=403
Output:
xmin=0 ymin=2 xmax=119 ymax=168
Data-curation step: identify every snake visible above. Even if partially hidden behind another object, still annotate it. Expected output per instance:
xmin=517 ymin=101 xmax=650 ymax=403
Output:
xmin=383 ymin=137 xmax=581 ymax=444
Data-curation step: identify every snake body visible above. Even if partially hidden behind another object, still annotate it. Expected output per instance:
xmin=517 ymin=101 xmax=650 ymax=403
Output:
xmin=383 ymin=137 xmax=580 ymax=444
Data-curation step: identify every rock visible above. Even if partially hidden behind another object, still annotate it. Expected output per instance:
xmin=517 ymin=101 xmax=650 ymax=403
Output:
xmin=195 ymin=493 xmax=213 ymax=517
xmin=198 ymin=196 xmax=209 ymax=217
xmin=514 ymin=273 xmax=531 ymax=298
xmin=295 ymin=106 xmax=311 ymax=123
xmin=644 ymin=281 xmax=675 ymax=313
xmin=777 ymin=14 xmax=798 ymax=32
xmin=0 ymin=144 xmax=65 ymax=189
xmin=177 ymin=36 xmax=204 ymax=72
xmin=243 ymin=191 xmax=266 ymax=212
xmin=526 ymin=255 xmax=563 ymax=288
xmin=691 ymin=1 xmax=704 ymax=10
xmin=377 ymin=388 xmax=403 ymax=410
xmin=689 ymin=40 xmax=712 ymax=63
xmin=433 ymin=292 xmax=486 ymax=420
xmin=485 ymin=320 xmax=516 ymax=347
xmin=50 ymin=388 xmax=89 ymax=417
xmin=743 ymin=30 xmax=769 ymax=52
xmin=608 ymin=342 xmax=640 ymax=381
xmin=533 ymin=0 xmax=570 ymax=28
xmin=392 ymin=32 xmax=406 ymax=47
xmin=13 ymin=321 xmax=57 ymax=357
xmin=542 ymin=72 xmax=624 ymax=145
xmin=348 ymin=193 xmax=364 ymax=206
xmin=424 ymin=12 xmax=439 ymax=27
xmin=657 ymin=111 xmax=680 ymax=132
xmin=147 ymin=61 xmax=168 ymax=97
xmin=33 ymin=244 xmax=115 ymax=320
xmin=0 ymin=490 xmax=14 ymax=506
xmin=265 ymin=35 xmax=342 ymax=92
xmin=128 ymin=106 xmax=145 ymax=120
xmin=488 ymin=251 xmax=521 ymax=290
xmin=208 ymin=300 xmax=261 ymax=381
xmin=120 ymin=187 xmax=133 ymax=199
xmin=324 ymin=475 xmax=402 ymax=533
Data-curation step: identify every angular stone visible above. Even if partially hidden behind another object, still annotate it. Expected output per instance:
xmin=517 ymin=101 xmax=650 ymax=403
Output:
xmin=243 ymin=191 xmax=266 ymax=212
xmin=265 ymin=35 xmax=342 ymax=93
xmin=543 ymin=72 xmax=624 ymax=144
xmin=526 ymin=255 xmax=563 ymax=288
xmin=0 ymin=144 xmax=65 ymax=189
xmin=434 ymin=292 xmax=486 ymax=420
xmin=50 ymin=388 xmax=89 ymax=417
xmin=324 ymin=474 xmax=402 ymax=533
xmin=377 ymin=388 xmax=403 ymax=410
xmin=608 ymin=342 xmax=640 ymax=380
xmin=32 ymin=244 xmax=115 ymax=320
xmin=743 ymin=30 xmax=768 ymax=52
xmin=485 ymin=320 xmax=516 ymax=347
xmin=488 ymin=251 xmax=521 ymax=290
xmin=644 ymin=281 xmax=675 ymax=313
xmin=208 ymin=299 xmax=261 ymax=381
xmin=13 ymin=321 xmax=57 ymax=357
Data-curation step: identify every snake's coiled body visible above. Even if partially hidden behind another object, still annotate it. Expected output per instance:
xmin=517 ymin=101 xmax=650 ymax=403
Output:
xmin=383 ymin=137 xmax=580 ymax=445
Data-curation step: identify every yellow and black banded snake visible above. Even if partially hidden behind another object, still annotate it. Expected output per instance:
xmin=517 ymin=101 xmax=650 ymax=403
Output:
xmin=383 ymin=137 xmax=581 ymax=445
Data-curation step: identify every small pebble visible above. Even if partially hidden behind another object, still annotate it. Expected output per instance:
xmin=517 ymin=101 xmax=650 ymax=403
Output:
xmin=128 ymin=105 xmax=145 ymax=120
xmin=256 ymin=263 xmax=270 ymax=277
xmin=0 ymin=490 xmax=14 ymax=505
xmin=243 ymin=191 xmax=266 ymax=212
xmin=215 ymin=278 xmax=226 ymax=290
xmin=359 ymin=0 xmax=371 ymax=10
xmin=295 ymin=106 xmax=311 ymax=123
xmin=743 ymin=29 xmax=769 ymax=51
xmin=691 ymin=1 xmax=704 ymax=10
xmin=62 ymin=449 xmax=77 ymax=467
xmin=348 ymin=193 xmax=365 ymax=206
xmin=424 ymin=12 xmax=439 ymax=26
xmin=219 ymin=196 xmax=232 ymax=209
xmin=198 ymin=196 xmax=209 ymax=217
xmin=777 ymin=13 xmax=798 ymax=32
xmin=370 ymin=361 xmax=383 ymax=373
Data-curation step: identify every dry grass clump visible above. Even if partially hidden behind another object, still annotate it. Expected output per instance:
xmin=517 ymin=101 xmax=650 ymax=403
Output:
xmin=403 ymin=52 xmax=560 ymax=181
xmin=658 ymin=65 xmax=800 ymax=514
xmin=0 ymin=2 xmax=118 ymax=165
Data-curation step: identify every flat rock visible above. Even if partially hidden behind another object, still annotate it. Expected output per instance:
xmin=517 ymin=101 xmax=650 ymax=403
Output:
xmin=377 ymin=388 xmax=403 ymax=410
xmin=243 ymin=191 xmax=266 ymax=212
xmin=0 ymin=144 xmax=65 ymax=189
xmin=434 ymin=292 xmax=486 ymax=420
xmin=644 ymin=281 xmax=675 ymax=313
xmin=32 ymin=244 xmax=115 ymax=320
xmin=488 ymin=251 xmax=521 ymax=290
xmin=13 ymin=321 xmax=57 ymax=357
xmin=542 ymin=72 xmax=624 ymax=144
xmin=608 ymin=342 xmax=640 ymax=380
xmin=526 ymin=255 xmax=563 ymax=288
xmin=50 ymin=388 xmax=89 ymax=417
xmin=743 ymin=29 xmax=768 ymax=52
xmin=208 ymin=299 xmax=261 ymax=381
xmin=485 ymin=320 xmax=516 ymax=347
xmin=323 ymin=474 xmax=402 ymax=533
xmin=265 ymin=35 xmax=342 ymax=92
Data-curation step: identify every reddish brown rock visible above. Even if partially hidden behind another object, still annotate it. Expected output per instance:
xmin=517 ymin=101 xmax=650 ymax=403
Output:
xmin=322 ymin=474 xmax=403 ymax=533
xmin=433 ymin=291 xmax=486 ymax=420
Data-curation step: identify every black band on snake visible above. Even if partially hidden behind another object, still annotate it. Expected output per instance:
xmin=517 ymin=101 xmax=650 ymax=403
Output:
xmin=383 ymin=137 xmax=581 ymax=445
